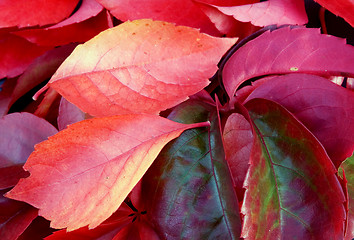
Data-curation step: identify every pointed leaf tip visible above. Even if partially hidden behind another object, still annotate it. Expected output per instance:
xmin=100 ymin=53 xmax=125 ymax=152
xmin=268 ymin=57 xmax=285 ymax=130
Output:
xmin=6 ymin=114 xmax=208 ymax=231
xmin=48 ymin=19 xmax=237 ymax=117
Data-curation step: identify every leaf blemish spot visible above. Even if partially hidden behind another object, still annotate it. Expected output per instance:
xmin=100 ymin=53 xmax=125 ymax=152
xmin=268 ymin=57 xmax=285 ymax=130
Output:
xmin=290 ymin=67 xmax=299 ymax=71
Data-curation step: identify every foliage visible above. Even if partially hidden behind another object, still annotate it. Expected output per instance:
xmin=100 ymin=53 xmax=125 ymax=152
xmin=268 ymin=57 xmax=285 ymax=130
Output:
xmin=1 ymin=0 xmax=354 ymax=239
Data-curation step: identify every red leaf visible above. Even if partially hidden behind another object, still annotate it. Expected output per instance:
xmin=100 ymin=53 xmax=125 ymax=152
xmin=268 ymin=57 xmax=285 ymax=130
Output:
xmin=213 ymin=0 xmax=307 ymax=27
xmin=57 ymin=97 xmax=86 ymax=131
xmin=46 ymin=19 xmax=236 ymax=117
xmin=243 ymin=98 xmax=346 ymax=239
xmin=2 ymin=44 xmax=76 ymax=115
xmin=0 ymin=34 xmax=52 ymax=79
xmin=0 ymin=0 xmax=79 ymax=28
xmin=314 ymin=0 xmax=354 ymax=27
xmin=97 ymin=0 xmax=223 ymax=36
xmin=0 ymin=190 xmax=38 ymax=240
xmin=6 ymin=114 xmax=209 ymax=231
xmin=0 ymin=112 xmax=58 ymax=189
xmin=223 ymin=113 xmax=253 ymax=200
xmin=13 ymin=0 xmax=112 ymax=46
xmin=245 ymin=73 xmax=354 ymax=168
xmin=222 ymin=26 xmax=354 ymax=97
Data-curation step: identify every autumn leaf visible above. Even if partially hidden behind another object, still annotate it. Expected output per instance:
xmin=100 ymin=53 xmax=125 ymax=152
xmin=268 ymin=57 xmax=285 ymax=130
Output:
xmin=207 ymin=0 xmax=307 ymax=27
xmin=6 ymin=114 xmax=209 ymax=231
xmin=242 ymin=98 xmax=346 ymax=239
xmin=45 ymin=19 xmax=236 ymax=117
xmin=245 ymin=73 xmax=354 ymax=168
xmin=57 ymin=97 xmax=86 ymax=131
xmin=314 ymin=0 xmax=354 ymax=27
xmin=142 ymin=100 xmax=241 ymax=239
xmin=223 ymin=112 xmax=253 ymax=200
xmin=13 ymin=0 xmax=112 ymax=47
xmin=0 ymin=0 xmax=79 ymax=28
xmin=0 ymin=112 xmax=58 ymax=189
xmin=222 ymin=26 xmax=354 ymax=97
xmin=0 ymin=34 xmax=52 ymax=79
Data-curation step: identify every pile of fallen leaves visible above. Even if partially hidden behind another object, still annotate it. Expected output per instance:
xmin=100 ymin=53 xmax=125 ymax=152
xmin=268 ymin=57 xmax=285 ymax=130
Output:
xmin=1 ymin=0 xmax=354 ymax=239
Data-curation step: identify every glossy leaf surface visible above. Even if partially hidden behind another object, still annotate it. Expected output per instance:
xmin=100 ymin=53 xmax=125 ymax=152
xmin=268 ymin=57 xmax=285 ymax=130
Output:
xmin=48 ymin=19 xmax=236 ymax=117
xmin=222 ymin=26 xmax=354 ymax=97
xmin=142 ymin=100 xmax=241 ymax=239
xmin=246 ymin=73 xmax=354 ymax=168
xmin=242 ymin=98 xmax=346 ymax=239
xmin=214 ymin=0 xmax=307 ymax=27
xmin=6 ymin=114 xmax=208 ymax=231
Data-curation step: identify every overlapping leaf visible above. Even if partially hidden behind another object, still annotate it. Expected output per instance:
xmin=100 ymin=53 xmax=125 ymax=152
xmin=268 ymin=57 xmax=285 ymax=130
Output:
xmin=0 ymin=34 xmax=52 ymax=79
xmin=246 ymin=73 xmax=354 ymax=168
xmin=0 ymin=0 xmax=79 ymax=28
xmin=211 ymin=0 xmax=307 ymax=27
xmin=46 ymin=19 xmax=236 ymax=117
xmin=222 ymin=26 xmax=354 ymax=97
xmin=314 ymin=0 xmax=354 ymax=27
xmin=242 ymin=98 xmax=346 ymax=239
xmin=13 ymin=0 xmax=111 ymax=46
xmin=223 ymin=113 xmax=253 ymax=199
xmin=57 ymin=97 xmax=86 ymax=131
xmin=6 ymin=114 xmax=208 ymax=231
xmin=142 ymin=100 xmax=241 ymax=239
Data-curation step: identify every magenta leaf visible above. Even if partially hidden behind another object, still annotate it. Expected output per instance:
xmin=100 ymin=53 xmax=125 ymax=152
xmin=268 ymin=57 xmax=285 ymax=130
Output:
xmin=245 ymin=73 xmax=354 ymax=168
xmin=222 ymin=26 xmax=354 ymax=97
xmin=213 ymin=0 xmax=307 ymax=27
xmin=242 ymin=98 xmax=346 ymax=239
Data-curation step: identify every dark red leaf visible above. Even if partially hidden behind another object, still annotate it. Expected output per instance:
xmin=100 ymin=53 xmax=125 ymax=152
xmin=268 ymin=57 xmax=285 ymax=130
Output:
xmin=143 ymin=100 xmax=241 ymax=239
xmin=0 ymin=34 xmax=52 ymax=79
xmin=0 ymin=189 xmax=38 ymax=240
xmin=245 ymin=73 xmax=354 ymax=168
xmin=242 ymin=98 xmax=346 ymax=239
xmin=222 ymin=26 xmax=354 ymax=97
xmin=46 ymin=19 xmax=236 ymax=117
xmin=0 ymin=0 xmax=79 ymax=28
xmin=13 ymin=0 xmax=112 ymax=46
xmin=6 ymin=114 xmax=208 ymax=231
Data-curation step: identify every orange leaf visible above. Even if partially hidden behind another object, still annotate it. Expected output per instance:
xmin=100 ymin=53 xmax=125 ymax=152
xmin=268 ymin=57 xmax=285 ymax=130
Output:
xmin=6 ymin=114 xmax=209 ymax=231
xmin=47 ymin=19 xmax=236 ymax=117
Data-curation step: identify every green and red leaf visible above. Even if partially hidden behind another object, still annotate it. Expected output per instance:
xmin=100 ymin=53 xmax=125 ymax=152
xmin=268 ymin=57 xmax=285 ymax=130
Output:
xmin=242 ymin=98 xmax=346 ymax=239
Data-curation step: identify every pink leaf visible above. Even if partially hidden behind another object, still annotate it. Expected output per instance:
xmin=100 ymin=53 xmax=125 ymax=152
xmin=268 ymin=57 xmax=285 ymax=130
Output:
xmin=223 ymin=27 xmax=354 ymax=97
xmin=6 ymin=114 xmax=209 ymax=231
xmin=245 ymin=73 xmax=354 ymax=168
xmin=57 ymin=97 xmax=86 ymax=131
xmin=0 ymin=0 xmax=79 ymax=28
xmin=214 ymin=0 xmax=307 ymax=27
xmin=315 ymin=0 xmax=354 ymax=27
xmin=0 ymin=112 xmax=58 ymax=189
xmin=47 ymin=19 xmax=236 ymax=117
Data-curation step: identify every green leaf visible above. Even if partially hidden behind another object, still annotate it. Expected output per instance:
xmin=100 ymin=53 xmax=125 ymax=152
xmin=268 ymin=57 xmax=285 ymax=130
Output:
xmin=142 ymin=100 xmax=241 ymax=239
xmin=242 ymin=98 xmax=346 ymax=239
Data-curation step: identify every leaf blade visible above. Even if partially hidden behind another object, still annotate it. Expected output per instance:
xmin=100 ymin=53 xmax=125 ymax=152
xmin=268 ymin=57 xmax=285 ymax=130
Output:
xmin=242 ymin=98 xmax=346 ymax=239
xmin=48 ymin=19 xmax=236 ymax=117
xmin=6 ymin=114 xmax=207 ymax=231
